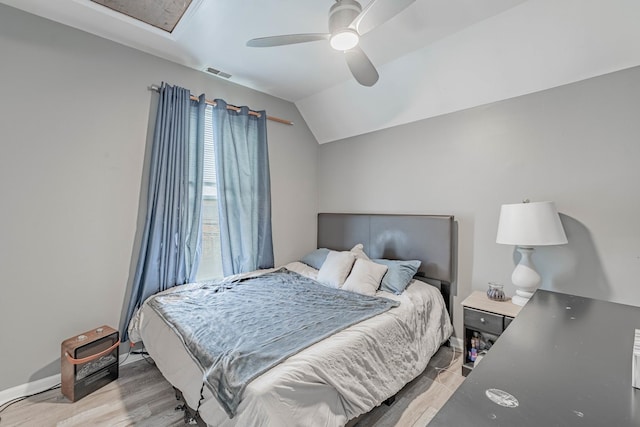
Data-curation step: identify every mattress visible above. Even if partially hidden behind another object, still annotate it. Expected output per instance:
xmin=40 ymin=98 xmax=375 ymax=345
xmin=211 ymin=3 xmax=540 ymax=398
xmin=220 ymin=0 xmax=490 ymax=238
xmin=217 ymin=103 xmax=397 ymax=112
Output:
xmin=128 ymin=262 xmax=452 ymax=426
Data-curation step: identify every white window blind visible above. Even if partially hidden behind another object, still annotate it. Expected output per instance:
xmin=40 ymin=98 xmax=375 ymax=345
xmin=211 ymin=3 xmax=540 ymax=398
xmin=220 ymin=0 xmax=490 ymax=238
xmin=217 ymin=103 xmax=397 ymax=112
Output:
xmin=190 ymin=103 xmax=223 ymax=281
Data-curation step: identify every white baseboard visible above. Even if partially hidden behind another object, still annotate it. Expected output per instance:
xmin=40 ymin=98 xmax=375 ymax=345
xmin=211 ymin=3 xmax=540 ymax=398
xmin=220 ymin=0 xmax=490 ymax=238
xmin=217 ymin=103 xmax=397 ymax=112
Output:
xmin=0 ymin=352 xmax=144 ymax=407
xmin=449 ymin=336 xmax=463 ymax=351
xmin=0 ymin=374 xmax=61 ymax=408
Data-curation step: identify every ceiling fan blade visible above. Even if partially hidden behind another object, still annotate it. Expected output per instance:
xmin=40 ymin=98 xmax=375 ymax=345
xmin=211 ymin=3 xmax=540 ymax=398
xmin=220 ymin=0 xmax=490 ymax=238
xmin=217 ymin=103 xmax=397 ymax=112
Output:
xmin=247 ymin=33 xmax=330 ymax=48
xmin=344 ymin=46 xmax=379 ymax=87
xmin=349 ymin=0 xmax=416 ymax=36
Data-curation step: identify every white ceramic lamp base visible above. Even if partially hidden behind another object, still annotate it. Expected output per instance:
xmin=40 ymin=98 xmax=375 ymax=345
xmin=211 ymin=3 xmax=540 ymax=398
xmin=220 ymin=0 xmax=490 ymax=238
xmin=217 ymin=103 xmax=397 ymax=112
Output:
xmin=511 ymin=247 xmax=541 ymax=306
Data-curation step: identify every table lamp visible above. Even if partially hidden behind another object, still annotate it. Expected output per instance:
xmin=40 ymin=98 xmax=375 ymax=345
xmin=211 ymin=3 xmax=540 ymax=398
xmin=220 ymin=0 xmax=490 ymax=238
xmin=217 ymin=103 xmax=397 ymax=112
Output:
xmin=496 ymin=200 xmax=568 ymax=306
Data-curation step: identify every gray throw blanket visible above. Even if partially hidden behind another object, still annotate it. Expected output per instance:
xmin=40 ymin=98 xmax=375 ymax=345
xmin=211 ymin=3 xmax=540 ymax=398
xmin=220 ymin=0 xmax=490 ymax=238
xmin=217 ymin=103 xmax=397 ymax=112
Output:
xmin=148 ymin=268 xmax=399 ymax=417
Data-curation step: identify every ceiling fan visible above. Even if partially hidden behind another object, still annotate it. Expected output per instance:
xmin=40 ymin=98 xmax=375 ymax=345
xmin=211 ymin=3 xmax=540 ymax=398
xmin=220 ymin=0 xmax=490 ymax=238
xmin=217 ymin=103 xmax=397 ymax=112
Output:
xmin=246 ymin=0 xmax=416 ymax=87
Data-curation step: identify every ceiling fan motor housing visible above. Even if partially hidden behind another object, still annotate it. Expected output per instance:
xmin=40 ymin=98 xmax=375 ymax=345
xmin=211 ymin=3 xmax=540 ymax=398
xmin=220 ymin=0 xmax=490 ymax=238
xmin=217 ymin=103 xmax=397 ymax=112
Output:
xmin=329 ymin=0 xmax=362 ymax=33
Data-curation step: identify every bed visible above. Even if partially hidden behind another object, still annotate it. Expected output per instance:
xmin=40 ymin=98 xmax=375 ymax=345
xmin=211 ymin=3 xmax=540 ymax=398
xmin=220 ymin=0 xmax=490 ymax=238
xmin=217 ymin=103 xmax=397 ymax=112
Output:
xmin=128 ymin=213 xmax=456 ymax=426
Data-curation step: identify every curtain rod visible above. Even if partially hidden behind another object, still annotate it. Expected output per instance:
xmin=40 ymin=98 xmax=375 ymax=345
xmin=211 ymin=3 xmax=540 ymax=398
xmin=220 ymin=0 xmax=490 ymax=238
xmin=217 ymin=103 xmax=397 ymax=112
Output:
xmin=148 ymin=84 xmax=293 ymax=126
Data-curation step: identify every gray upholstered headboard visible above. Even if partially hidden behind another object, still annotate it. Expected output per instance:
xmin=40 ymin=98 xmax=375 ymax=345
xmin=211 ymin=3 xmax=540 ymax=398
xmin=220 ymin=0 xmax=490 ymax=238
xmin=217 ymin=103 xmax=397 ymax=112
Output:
xmin=317 ymin=213 xmax=457 ymax=319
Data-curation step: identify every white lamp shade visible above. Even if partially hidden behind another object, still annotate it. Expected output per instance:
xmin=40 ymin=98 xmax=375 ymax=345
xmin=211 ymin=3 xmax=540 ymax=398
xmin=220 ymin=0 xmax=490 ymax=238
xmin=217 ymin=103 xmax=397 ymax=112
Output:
xmin=496 ymin=201 xmax=568 ymax=246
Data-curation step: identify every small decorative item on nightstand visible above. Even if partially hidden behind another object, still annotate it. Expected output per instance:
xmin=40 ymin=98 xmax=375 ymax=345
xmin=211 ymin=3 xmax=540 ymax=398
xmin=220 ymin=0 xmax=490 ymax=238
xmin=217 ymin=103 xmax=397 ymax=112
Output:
xmin=487 ymin=283 xmax=506 ymax=301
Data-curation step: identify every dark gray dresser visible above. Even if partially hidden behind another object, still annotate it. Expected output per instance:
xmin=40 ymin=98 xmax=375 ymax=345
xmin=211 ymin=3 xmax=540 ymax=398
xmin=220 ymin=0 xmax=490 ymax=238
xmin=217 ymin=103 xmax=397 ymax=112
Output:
xmin=430 ymin=290 xmax=640 ymax=426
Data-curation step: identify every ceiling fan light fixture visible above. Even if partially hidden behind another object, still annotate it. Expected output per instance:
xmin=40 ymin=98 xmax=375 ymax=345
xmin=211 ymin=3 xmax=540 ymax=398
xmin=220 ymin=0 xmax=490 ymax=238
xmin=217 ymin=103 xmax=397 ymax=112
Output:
xmin=245 ymin=0 xmax=417 ymax=87
xmin=330 ymin=30 xmax=359 ymax=51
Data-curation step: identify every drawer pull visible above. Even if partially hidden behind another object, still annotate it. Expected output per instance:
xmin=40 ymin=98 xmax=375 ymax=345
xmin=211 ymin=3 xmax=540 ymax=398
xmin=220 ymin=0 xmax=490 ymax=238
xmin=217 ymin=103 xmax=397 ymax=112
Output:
xmin=480 ymin=317 xmax=486 ymax=323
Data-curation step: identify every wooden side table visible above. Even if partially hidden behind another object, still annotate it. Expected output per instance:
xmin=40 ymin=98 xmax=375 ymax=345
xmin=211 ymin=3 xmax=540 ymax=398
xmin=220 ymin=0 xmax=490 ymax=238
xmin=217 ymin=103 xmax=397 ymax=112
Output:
xmin=461 ymin=291 xmax=522 ymax=376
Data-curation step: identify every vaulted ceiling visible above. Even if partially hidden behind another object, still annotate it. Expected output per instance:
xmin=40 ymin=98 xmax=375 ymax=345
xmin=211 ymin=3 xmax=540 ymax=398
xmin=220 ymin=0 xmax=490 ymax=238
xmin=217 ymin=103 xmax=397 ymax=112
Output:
xmin=2 ymin=0 xmax=640 ymax=143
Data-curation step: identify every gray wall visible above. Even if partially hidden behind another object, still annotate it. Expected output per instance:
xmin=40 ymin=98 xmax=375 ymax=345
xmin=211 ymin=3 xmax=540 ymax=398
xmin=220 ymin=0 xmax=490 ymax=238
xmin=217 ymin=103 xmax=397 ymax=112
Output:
xmin=0 ymin=4 xmax=318 ymax=391
xmin=319 ymin=66 xmax=640 ymax=338
xmin=2 ymin=1 xmax=639 ymax=394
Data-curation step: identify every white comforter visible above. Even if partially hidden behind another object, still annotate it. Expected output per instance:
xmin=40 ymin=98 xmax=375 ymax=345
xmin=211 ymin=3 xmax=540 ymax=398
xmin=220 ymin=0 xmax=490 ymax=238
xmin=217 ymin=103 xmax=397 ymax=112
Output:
xmin=128 ymin=262 xmax=452 ymax=427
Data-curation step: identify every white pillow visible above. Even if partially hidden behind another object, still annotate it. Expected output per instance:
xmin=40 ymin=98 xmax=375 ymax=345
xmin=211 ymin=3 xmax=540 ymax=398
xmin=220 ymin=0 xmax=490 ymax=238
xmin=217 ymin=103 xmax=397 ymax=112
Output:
xmin=317 ymin=251 xmax=356 ymax=288
xmin=283 ymin=261 xmax=318 ymax=280
xmin=342 ymin=259 xmax=389 ymax=296
xmin=350 ymin=243 xmax=371 ymax=261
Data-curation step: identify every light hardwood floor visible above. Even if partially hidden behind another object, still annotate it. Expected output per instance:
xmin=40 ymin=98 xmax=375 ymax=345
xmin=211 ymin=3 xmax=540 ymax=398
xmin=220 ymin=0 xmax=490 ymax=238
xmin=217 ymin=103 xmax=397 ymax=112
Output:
xmin=0 ymin=347 xmax=463 ymax=427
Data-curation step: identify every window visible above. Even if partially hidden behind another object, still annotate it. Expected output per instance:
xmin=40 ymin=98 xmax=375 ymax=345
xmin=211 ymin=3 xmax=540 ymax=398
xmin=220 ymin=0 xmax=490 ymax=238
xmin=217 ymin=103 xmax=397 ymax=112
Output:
xmin=190 ymin=104 xmax=223 ymax=281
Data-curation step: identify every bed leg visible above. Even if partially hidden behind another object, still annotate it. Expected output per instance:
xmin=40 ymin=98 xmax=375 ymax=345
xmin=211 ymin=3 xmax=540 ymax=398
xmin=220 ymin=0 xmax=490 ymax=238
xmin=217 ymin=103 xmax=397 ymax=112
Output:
xmin=174 ymin=387 xmax=183 ymax=401
xmin=172 ymin=387 xmax=205 ymax=426
xmin=183 ymin=407 xmax=198 ymax=425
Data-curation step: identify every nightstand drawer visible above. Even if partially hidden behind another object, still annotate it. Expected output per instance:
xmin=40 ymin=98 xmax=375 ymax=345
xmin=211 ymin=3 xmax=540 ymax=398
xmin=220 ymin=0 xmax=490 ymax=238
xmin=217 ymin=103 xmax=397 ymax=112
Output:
xmin=464 ymin=307 xmax=503 ymax=335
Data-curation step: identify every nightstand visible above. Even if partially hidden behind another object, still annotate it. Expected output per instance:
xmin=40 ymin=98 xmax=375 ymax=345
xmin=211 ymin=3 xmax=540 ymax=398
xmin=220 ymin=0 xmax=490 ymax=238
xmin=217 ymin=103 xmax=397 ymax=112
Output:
xmin=461 ymin=291 xmax=522 ymax=376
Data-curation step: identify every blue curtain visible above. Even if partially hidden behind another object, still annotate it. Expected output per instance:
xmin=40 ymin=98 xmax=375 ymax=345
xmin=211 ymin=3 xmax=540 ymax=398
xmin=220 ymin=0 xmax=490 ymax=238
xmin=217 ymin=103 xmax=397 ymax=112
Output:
xmin=122 ymin=84 xmax=205 ymax=341
xmin=212 ymin=99 xmax=274 ymax=275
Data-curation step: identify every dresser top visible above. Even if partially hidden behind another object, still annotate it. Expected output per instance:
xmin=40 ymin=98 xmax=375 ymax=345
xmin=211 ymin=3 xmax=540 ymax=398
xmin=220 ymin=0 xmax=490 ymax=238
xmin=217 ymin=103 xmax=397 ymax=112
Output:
xmin=433 ymin=290 xmax=640 ymax=427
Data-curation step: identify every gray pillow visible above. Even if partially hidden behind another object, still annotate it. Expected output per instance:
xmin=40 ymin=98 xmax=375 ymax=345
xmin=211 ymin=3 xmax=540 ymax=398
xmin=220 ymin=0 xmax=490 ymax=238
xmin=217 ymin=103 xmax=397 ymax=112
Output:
xmin=373 ymin=259 xmax=421 ymax=294
xmin=299 ymin=248 xmax=330 ymax=270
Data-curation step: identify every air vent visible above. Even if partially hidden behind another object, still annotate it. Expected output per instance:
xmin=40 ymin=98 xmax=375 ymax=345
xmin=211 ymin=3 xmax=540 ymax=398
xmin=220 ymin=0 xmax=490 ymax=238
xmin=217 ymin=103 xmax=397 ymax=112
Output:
xmin=205 ymin=67 xmax=232 ymax=79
